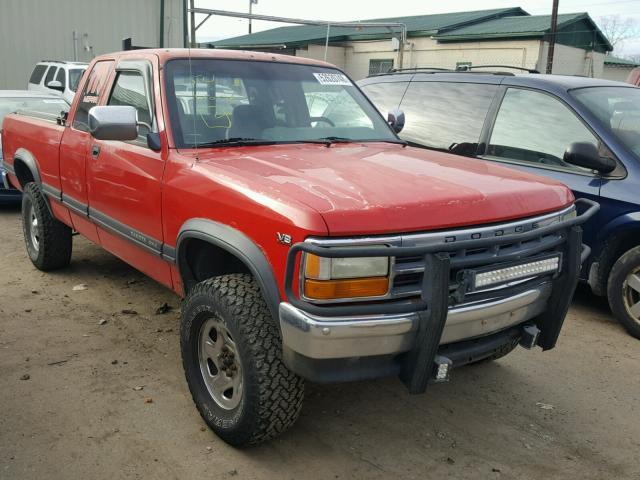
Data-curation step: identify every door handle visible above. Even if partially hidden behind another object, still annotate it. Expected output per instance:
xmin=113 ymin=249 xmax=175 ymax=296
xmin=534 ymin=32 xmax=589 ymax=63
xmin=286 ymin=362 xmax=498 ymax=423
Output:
xmin=91 ymin=145 xmax=101 ymax=159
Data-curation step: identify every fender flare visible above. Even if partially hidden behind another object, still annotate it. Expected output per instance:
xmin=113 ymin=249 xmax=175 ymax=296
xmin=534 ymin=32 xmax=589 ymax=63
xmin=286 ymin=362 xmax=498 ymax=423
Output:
xmin=176 ymin=219 xmax=281 ymax=320
xmin=13 ymin=148 xmax=42 ymax=186
xmin=12 ymin=148 xmax=55 ymax=215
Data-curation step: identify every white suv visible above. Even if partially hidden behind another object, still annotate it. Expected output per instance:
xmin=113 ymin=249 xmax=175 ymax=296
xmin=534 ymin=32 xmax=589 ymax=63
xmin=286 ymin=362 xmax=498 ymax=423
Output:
xmin=27 ymin=61 xmax=87 ymax=105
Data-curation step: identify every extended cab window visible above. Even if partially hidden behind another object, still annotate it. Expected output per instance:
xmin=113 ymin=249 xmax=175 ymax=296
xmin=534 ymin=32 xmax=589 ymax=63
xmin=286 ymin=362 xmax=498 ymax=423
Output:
xmin=108 ymin=71 xmax=153 ymax=139
xmin=487 ymin=88 xmax=598 ymax=172
xmin=399 ymin=82 xmax=497 ymax=154
xmin=73 ymin=60 xmax=115 ymax=132
xmin=360 ymin=81 xmax=409 ymax=117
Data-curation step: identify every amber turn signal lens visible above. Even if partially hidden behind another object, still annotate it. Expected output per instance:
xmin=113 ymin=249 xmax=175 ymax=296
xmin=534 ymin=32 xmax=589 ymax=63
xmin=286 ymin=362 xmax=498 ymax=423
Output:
xmin=303 ymin=277 xmax=389 ymax=300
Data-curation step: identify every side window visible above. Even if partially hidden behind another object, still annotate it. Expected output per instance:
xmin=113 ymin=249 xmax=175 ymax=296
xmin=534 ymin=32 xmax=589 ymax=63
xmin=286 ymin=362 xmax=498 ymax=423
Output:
xmin=44 ymin=67 xmax=57 ymax=87
xmin=487 ymin=89 xmax=598 ymax=172
xmin=72 ymin=60 xmax=115 ymax=132
xmin=108 ymin=71 xmax=153 ymax=138
xmin=29 ymin=65 xmax=47 ymax=84
xmin=400 ymin=81 xmax=498 ymax=154
xmin=369 ymin=59 xmax=394 ymax=76
xmin=360 ymin=81 xmax=409 ymax=116
xmin=55 ymin=68 xmax=66 ymax=89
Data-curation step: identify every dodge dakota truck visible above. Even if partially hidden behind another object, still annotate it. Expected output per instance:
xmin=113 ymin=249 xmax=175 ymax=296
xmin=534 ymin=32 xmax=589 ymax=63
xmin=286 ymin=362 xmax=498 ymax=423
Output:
xmin=1 ymin=49 xmax=597 ymax=447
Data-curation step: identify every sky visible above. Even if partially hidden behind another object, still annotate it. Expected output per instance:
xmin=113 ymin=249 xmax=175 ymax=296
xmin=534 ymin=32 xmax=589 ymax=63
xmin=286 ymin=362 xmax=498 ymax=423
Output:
xmin=194 ymin=0 xmax=640 ymax=56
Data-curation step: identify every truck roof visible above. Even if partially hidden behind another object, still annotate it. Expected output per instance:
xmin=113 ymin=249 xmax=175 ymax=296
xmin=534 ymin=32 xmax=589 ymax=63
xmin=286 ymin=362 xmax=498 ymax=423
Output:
xmin=98 ymin=48 xmax=335 ymax=69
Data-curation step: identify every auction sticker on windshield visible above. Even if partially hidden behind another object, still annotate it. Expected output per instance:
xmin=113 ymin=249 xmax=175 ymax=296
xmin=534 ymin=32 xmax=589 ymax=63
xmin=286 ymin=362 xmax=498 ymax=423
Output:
xmin=313 ymin=72 xmax=351 ymax=86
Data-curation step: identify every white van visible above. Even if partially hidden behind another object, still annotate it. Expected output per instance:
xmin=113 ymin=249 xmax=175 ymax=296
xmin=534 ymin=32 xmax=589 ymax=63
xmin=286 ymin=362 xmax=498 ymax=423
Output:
xmin=27 ymin=61 xmax=87 ymax=105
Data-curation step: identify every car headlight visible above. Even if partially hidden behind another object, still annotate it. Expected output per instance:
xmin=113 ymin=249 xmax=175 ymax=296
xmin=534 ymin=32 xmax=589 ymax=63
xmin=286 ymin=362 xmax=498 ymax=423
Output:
xmin=303 ymin=251 xmax=390 ymax=301
xmin=561 ymin=207 xmax=577 ymax=222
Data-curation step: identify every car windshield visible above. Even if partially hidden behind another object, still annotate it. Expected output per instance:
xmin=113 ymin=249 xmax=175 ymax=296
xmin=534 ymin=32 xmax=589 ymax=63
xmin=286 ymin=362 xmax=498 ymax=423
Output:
xmin=164 ymin=59 xmax=398 ymax=148
xmin=570 ymin=86 xmax=640 ymax=160
xmin=69 ymin=68 xmax=86 ymax=92
xmin=0 ymin=96 xmax=68 ymax=124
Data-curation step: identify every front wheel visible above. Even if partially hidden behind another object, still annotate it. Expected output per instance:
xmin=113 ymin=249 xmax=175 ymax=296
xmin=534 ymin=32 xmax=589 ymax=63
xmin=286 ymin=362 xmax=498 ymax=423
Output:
xmin=180 ymin=274 xmax=304 ymax=447
xmin=607 ymin=247 xmax=640 ymax=339
xmin=21 ymin=182 xmax=72 ymax=271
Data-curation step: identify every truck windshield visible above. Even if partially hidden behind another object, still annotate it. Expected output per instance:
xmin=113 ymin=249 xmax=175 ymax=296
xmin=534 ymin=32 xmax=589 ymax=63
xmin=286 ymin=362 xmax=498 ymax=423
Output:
xmin=164 ymin=59 xmax=398 ymax=148
xmin=570 ymin=86 xmax=640 ymax=160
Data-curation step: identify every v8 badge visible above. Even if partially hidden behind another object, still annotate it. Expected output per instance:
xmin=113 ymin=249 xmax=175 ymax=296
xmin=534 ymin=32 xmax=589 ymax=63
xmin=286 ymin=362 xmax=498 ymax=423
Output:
xmin=276 ymin=232 xmax=292 ymax=246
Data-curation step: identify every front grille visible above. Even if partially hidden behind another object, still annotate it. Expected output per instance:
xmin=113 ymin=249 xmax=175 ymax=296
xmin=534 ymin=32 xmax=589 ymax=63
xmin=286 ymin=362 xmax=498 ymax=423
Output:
xmin=390 ymin=227 xmax=567 ymax=305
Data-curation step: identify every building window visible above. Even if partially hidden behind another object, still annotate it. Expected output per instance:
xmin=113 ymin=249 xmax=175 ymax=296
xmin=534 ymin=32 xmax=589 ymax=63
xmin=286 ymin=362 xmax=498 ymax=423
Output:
xmin=456 ymin=61 xmax=472 ymax=71
xmin=369 ymin=59 xmax=394 ymax=76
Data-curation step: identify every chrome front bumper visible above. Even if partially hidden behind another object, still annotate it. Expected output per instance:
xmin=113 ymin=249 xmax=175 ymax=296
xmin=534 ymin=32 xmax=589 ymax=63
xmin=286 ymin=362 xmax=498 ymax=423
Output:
xmin=279 ymin=282 xmax=552 ymax=360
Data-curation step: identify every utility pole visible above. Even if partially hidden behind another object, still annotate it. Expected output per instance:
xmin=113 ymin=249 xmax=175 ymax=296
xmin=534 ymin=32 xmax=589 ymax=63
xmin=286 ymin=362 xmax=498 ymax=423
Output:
xmin=190 ymin=0 xmax=196 ymax=47
xmin=249 ymin=0 xmax=258 ymax=34
xmin=546 ymin=0 xmax=559 ymax=74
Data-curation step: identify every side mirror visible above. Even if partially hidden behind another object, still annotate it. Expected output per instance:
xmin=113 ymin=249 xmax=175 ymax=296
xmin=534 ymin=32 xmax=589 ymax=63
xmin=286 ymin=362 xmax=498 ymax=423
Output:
xmin=387 ymin=108 xmax=405 ymax=133
xmin=563 ymin=142 xmax=616 ymax=174
xmin=46 ymin=80 xmax=64 ymax=92
xmin=147 ymin=132 xmax=161 ymax=152
xmin=88 ymin=106 xmax=139 ymax=141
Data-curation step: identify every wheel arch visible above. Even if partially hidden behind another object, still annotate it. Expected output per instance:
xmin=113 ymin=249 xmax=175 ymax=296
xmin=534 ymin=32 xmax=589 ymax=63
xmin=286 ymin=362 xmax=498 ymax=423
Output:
xmin=176 ymin=219 xmax=281 ymax=320
xmin=12 ymin=148 xmax=42 ymax=188
xmin=589 ymin=212 xmax=640 ymax=295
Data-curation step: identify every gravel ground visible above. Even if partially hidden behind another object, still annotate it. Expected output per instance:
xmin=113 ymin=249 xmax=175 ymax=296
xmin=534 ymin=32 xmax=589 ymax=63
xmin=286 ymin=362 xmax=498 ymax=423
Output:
xmin=1 ymin=204 xmax=639 ymax=480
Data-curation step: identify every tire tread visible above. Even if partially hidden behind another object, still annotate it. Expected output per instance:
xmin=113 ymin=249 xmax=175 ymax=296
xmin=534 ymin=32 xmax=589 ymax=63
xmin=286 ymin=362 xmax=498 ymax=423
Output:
xmin=181 ymin=274 xmax=304 ymax=446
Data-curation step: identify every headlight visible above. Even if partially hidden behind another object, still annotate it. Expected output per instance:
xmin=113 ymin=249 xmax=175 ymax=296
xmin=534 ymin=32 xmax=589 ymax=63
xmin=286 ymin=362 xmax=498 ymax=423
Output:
xmin=561 ymin=208 xmax=577 ymax=222
xmin=303 ymin=251 xmax=390 ymax=301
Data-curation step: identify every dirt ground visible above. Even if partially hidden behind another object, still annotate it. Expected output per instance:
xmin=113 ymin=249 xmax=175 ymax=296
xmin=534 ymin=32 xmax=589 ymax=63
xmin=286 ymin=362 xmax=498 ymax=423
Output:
xmin=1 ymin=204 xmax=639 ymax=480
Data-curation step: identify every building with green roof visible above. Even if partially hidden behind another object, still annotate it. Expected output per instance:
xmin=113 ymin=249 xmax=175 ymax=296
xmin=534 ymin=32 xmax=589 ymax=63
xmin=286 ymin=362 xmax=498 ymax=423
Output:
xmin=208 ymin=7 xmax=614 ymax=80
xmin=602 ymin=55 xmax=640 ymax=82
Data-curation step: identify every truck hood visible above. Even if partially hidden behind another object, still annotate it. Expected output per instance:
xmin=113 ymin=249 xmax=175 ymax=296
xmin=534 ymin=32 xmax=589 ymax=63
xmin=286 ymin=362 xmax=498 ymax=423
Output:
xmin=194 ymin=143 xmax=574 ymax=236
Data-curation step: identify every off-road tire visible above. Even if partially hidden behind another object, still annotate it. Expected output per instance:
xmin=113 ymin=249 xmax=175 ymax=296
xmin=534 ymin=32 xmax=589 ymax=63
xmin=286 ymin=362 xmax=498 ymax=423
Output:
xmin=21 ymin=182 xmax=72 ymax=271
xmin=607 ymin=247 xmax=640 ymax=339
xmin=180 ymin=274 xmax=304 ymax=447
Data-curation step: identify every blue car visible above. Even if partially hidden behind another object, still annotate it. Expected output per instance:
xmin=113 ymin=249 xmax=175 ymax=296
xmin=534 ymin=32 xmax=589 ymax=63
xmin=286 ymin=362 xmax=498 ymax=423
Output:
xmin=0 ymin=90 xmax=69 ymax=204
xmin=359 ymin=69 xmax=640 ymax=339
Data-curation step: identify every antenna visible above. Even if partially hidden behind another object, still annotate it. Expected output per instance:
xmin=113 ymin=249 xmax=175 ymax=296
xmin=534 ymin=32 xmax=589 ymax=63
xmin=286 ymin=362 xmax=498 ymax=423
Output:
xmin=188 ymin=16 xmax=199 ymax=162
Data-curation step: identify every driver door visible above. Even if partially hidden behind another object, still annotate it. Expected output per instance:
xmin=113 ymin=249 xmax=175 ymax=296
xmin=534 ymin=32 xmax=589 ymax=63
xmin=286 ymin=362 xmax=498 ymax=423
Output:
xmin=86 ymin=58 xmax=172 ymax=287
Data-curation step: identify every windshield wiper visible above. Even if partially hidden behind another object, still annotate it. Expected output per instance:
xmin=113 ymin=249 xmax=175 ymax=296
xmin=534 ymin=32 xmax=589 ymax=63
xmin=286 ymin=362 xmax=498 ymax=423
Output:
xmin=316 ymin=136 xmax=408 ymax=146
xmin=196 ymin=137 xmax=277 ymax=147
xmin=315 ymin=136 xmax=354 ymax=144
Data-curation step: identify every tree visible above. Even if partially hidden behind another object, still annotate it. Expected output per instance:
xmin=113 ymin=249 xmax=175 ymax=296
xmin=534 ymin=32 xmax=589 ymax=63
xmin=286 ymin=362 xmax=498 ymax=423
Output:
xmin=598 ymin=15 xmax=639 ymax=52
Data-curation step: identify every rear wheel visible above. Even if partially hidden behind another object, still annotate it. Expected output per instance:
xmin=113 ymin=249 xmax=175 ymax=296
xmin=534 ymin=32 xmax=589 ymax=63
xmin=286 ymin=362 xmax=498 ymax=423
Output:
xmin=180 ymin=274 xmax=304 ymax=447
xmin=21 ymin=182 xmax=72 ymax=271
xmin=607 ymin=247 xmax=640 ymax=339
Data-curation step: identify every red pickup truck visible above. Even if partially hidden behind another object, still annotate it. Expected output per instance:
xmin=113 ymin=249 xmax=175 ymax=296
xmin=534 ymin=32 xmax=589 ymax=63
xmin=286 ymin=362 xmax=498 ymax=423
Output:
xmin=1 ymin=49 xmax=597 ymax=447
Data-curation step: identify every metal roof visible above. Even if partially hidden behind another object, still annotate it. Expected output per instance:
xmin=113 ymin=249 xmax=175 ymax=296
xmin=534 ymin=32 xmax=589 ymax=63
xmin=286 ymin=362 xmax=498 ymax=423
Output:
xmin=435 ymin=12 xmax=612 ymax=52
xmin=435 ymin=13 xmax=585 ymax=38
xmin=604 ymin=55 xmax=640 ymax=67
xmin=210 ymin=7 xmax=527 ymax=48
